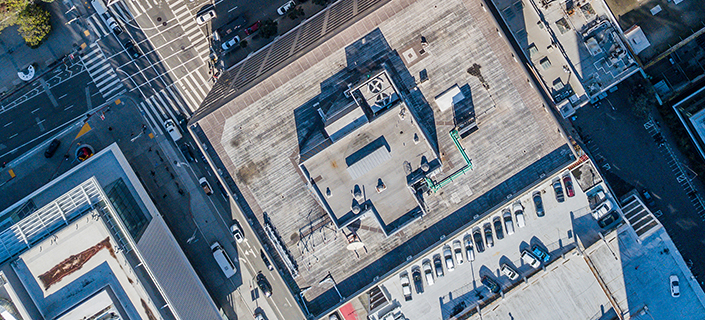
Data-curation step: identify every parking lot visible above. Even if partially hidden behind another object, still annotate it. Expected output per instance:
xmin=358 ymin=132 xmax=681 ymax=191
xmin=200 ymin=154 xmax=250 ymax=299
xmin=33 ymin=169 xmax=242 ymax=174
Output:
xmin=379 ymin=167 xmax=605 ymax=319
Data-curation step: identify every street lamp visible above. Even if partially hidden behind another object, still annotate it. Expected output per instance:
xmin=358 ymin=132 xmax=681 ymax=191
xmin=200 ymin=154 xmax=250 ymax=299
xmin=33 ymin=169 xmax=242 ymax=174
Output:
xmin=319 ymin=272 xmax=343 ymax=302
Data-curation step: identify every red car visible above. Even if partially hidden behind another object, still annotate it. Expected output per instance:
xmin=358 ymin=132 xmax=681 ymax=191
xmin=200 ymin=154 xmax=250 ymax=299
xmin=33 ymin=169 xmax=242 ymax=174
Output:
xmin=563 ymin=175 xmax=575 ymax=197
xmin=244 ymin=21 xmax=261 ymax=35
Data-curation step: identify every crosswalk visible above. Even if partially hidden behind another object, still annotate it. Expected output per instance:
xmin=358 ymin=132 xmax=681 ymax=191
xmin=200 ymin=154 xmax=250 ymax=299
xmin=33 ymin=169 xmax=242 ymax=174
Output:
xmin=109 ymin=0 xmax=213 ymax=113
xmin=80 ymin=42 xmax=125 ymax=100
xmin=86 ymin=14 xmax=111 ymax=39
xmin=138 ymin=85 xmax=195 ymax=136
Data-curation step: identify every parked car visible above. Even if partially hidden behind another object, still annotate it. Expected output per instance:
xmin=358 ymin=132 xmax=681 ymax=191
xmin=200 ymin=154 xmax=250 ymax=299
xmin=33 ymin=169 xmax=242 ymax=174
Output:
xmin=45 ymin=139 xmax=61 ymax=158
xmin=521 ymin=250 xmax=540 ymax=268
xmin=400 ymin=272 xmax=412 ymax=301
xmin=196 ymin=9 xmax=216 ymax=25
xmin=453 ymin=240 xmax=464 ymax=265
xmin=277 ymin=0 xmax=295 ymax=15
xmin=230 ymin=222 xmax=244 ymax=243
xmin=563 ymin=175 xmax=575 ymax=197
xmin=433 ymin=254 xmax=444 ymax=278
xmin=260 ymin=249 xmax=274 ymax=271
xmin=500 ymin=263 xmax=519 ymax=281
xmin=422 ymin=259 xmax=434 ymax=286
xmin=464 ymin=236 xmax=475 ymax=261
xmin=670 ymin=275 xmax=680 ymax=297
xmin=503 ymin=210 xmax=515 ymax=235
xmin=483 ymin=223 xmax=494 ymax=248
xmin=513 ymin=203 xmax=526 ymax=228
xmin=593 ymin=199 xmax=613 ymax=219
xmin=256 ymin=273 xmax=272 ymax=297
xmin=244 ymin=20 xmax=261 ymax=35
xmin=254 ymin=310 xmax=265 ymax=320
xmin=105 ymin=17 xmax=122 ymax=35
xmin=221 ymin=36 xmax=241 ymax=51
xmin=124 ymin=40 xmax=142 ymax=59
xmin=443 ymin=246 xmax=454 ymax=271
xmin=642 ymin=189 xmax=656 ymax=207
xmin=553 ymin=179 xmax=565 ymax=203
xmin=493 ymin=217 xmax=504 ymax=240
xmin=199 ymin=177 xmax=213 ymax=195
xmin=481 ymin=275 xmax=501 ymax=294
xmin=180 ymin=143 xmax=195 ymax=162
xmin=597 ymin=211 xmax=622 ymax=229
xmin=533 ymin=191 xmax=545 ymax=217
xmin=531 ymin=245 xmax=550 ymax=263
xmin=473 ymin=228 xmax=485 ymax=253
xmin=411 ymin=266 xmax=424 ymax=294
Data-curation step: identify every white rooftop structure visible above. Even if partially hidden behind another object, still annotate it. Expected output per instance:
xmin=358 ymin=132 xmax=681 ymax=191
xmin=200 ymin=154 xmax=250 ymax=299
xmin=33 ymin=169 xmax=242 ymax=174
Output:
xmin=0 ymin=143 xmax=221 ymax=320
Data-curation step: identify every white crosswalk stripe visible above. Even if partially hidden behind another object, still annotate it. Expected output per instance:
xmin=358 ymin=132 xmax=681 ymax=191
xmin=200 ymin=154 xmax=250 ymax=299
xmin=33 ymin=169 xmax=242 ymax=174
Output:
xmin=165 ymin=0 xmax=211 ymax=63
xmin=79 ymin=43 xmax=124 ymax=100
xmin=137 ymin=85 xmax=192 ymax=135
xmin=126 ymin=0 xmax=150 ymax=16
xmin=109 ymin=2 xmax=133 ymax=22
xmin=86 ymin=14 xmax=109 ymax=38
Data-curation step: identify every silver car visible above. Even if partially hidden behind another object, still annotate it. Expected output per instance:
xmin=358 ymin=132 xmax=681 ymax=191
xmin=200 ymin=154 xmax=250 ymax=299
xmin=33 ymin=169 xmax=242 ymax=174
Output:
xmin=422 ymin=259 xmax=434 ymax=285
xmin=453 ymin=240 xmax=464 ymax=265
xmin=503 ymin=209 xmax=515 ymax=235
xmin=464 ymin=236 xmax=475 ymax=261
xmin=443 ymin=246 xmax=455 ymax=271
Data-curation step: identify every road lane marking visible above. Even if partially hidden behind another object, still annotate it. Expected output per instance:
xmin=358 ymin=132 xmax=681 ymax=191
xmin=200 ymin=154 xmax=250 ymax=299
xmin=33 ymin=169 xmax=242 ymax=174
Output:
xmin=8 ymin=133 xmax=17 ymax=139
xmin=228 ymin=5 xmax=238 ymax=12
xmin=64 ymin=105 xmax=74 ymax=110
xmin=3 ymin=122 xmax=12 ymax=127
xmin=58 ymin=94 xmax=68 ymax=99
xmin=31 ymin=108 xmax=40 ymax=113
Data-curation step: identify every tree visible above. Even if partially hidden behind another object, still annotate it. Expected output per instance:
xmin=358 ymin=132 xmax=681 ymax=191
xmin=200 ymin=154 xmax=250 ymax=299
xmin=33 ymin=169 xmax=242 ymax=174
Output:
xmin=628 ymin=81 xmax=656 ymax=119
xmin=0 ymin=0 xmax=29 ymax=31
xmin=17 ymin=3 xmax=51 ymax=47
xmin=260 ymin=19 xmax=277 ymax=39
xmin=288 ymin=7 xmax=304 ymax=20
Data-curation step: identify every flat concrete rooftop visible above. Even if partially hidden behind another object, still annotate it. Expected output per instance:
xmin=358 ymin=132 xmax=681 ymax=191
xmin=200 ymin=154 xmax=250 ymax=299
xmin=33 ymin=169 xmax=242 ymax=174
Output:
xmin=195 ymin=0 xmax=574 ymax=314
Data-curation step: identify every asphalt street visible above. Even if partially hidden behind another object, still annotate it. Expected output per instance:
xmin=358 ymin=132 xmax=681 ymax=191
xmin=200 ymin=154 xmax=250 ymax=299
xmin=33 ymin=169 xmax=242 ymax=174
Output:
xmin=571 ymin=77 xmax=705 ymax=288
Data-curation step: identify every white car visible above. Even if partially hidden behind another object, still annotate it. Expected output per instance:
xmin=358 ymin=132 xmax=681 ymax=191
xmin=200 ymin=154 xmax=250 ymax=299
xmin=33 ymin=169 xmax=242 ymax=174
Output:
xmin=164 ymin=119 xmax=182 ymax=142
xmin=453 ymin=240 xmax=464 ymax=265
xmin=443 ymin=246 xmax=455 ymax=271
xmin=593 ymin=199 xmax=613 ymax=219
xmin=464 ymin=236 xmax=475 ymax=261
xmin=277 ymin=0 xmax=295 ymax=15
xmin=503 ymin=210 xmax=515 ymax=235
xmin=422 ymin=259 xmax=434 ymax=286
xmin=500 ymin=263 xmax=519 ymax=281
xmin=670 ymin=275 xmax=680 ymax=297
xmin=199 ymin=177 xmax=213 ymax=195
xmin=400 ymin=272 xmax=412 ymax=301
xmin=221 ymin=36 xmax=241 ymax=51
xmin=513 ymin=203 xmax=526 ymax=228
xmin=521 ymin=250 xmax=540 ymax=268
xmin=230 ymin=223 xmax=244 ymax=243
xmin=196 ymin=9 xmax=216 ymax=25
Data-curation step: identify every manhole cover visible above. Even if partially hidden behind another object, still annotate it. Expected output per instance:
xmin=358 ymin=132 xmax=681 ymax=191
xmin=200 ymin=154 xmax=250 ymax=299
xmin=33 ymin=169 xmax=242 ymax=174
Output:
xmin=163 ymin=22 xmax=167 ymax=26
xmin=157 ymin=17 xmax=162 ymax=21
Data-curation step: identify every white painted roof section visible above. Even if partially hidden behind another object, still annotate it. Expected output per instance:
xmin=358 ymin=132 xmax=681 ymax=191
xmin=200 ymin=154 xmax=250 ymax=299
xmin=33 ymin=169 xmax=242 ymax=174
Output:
xmin=434 ymin=84 xmax=464 ymax=113
xmin=346 ymin=145 xmax=392 ymax=180
xmin=624 ymin=25 xmax=651 ymax=55
xmin=56 ymin=289 xmax=122 ymax=320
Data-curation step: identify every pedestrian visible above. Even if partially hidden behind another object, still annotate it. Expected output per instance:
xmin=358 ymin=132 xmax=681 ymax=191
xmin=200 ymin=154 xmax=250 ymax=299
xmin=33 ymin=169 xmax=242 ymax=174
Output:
xmin=150 ymin=170 xmax=155 ymax=176
xmin=108 ymin=127 xmax=113 ymax=131
xmin=148 ymin=147 xmax=152 ymax=152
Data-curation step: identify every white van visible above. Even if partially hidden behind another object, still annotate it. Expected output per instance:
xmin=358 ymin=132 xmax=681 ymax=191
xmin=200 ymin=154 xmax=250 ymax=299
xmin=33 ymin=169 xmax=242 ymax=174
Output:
xmin=211 ymin=242 xmax=236 ymax=278
xmin=91 ymin=0 xmax=107 ymax=15
xmin=164 ymin=119 xmax=183 ymax=142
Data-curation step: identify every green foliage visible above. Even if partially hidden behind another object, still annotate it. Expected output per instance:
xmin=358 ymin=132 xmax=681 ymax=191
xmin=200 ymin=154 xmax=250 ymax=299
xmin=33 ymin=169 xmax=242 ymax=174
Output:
xmin=288 ymin=7 xmax=304 ymax=20
xmin=17 ymin=3 xmax=51 ymax=47
xmin=628 ymin=81 xmax=656 ymax=119
xmin=239 ymin=40 xmax=247 ymax=48
xmin=0 ymin=0 xmax=29 ymax=31
xmin=312 ymin=0 xmax=328 ymax=6
xmin=260 ymin=19 xmax=277 ymax=39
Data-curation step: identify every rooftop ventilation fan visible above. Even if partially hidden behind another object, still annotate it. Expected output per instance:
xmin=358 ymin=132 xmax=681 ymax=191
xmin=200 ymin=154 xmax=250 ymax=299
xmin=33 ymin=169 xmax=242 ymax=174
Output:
xmin=375 ymin=92 xmax=392 ymax=107
xmin=367 ymin=77 xmax=384 ymax=94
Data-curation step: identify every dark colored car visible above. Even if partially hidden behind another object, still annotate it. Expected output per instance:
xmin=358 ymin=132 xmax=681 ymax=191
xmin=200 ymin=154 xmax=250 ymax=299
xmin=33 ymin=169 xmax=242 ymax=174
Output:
xmin=563 ymin=175 xmax=575 ymax=197
xmin=124 ymin=40 xmax=142 ymax=59
xmin=256 ymin=273 xmax=272 ymax=297
xmin=244 ymin=20 xmax=261 ymax=35
xmin=533 ymin=192 xmax=545 ymax=217
xmin=412 ymin=267 xmax=424 ymax=294
xmin=642 ymin=189 xmax=656 ymax=207
xmin=433 ymin=254 xmax=444 ymax=278
xmin=260 ymin=249 xmax=274 ymax=271
xmin=531 ymin=245 xmax=550 ymax=263
xmin=493 ymin=217 xmax=504 ymax=240
xmin=180 ymin=143 xmax=195 ymax=162
xmin=45 ymin=139 xmax=61 ymax=158
xmin=483 ymin=223 xmax=494 ymax=248
xmin=598 ymin=211 xmax=622 ymax=229
xmin=553 ymin=179 xmax=565 ymax=203
xmin=473 ymin=228 xmax=485 ymax=253
xmin=481 ymin=275 xmax=501 ymax=294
